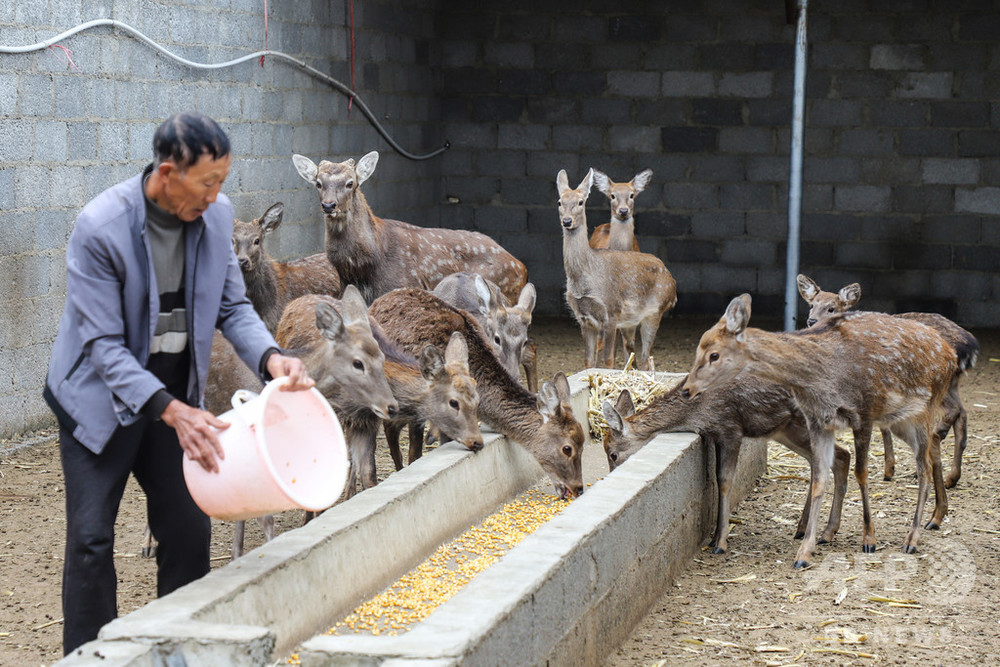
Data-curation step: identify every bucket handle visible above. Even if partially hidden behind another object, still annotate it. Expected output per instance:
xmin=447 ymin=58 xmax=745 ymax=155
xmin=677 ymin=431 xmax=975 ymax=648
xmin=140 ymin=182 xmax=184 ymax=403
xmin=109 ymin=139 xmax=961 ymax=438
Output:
xmin=230 ymin=389 xmax=261 ymax=426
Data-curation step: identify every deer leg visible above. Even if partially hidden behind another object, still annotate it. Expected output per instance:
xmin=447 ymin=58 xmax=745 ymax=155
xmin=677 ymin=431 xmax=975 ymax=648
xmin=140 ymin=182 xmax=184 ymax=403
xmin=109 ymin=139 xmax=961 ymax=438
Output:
xmin=141 ymin=523 xmax=157 ymax=558
xmin=408 ymin=421 xmax=426 ymax=464
xmin=580 ymin=325 xmax=601 ymax=369
xmin=944 ymin=391 xmax=966 ymax=489
xmin=637 ymin=315 xmax=662 ymax=371
xmin=793 ymin=428 xmax=835 ymax=569
xmin=820 ymin=444 xmax=851 ymax=544
xmin=926 ymin=425 xmax=948 ymax=529
xmin=258 ymin=514 xmax=275 ymax=542
xmin=618 ymin=326 xmax=637 ymax=367
xmin=384 ymin=422 xmax=405 ymax=471
xmin=773 ymin=433 xmax=817 ymax=541
xmin=710 ymin=437 xmax=740 ymax=554
xmin=602 ymin=322 xmax=618 ymax=369
xmin=902 ymin=421 xmax=935 ymax=554
xmin=232 ymin=520 xmax=246 ymax=559
xmin=881 ymin=427 xmax=895 ymax=481
xmin=352 ymin=428 xmax=379 ymax=490
xmin=520 ymin=338 xmax=538 ymax=393
xmin=852 ymin=425 xmax=877 ymax=553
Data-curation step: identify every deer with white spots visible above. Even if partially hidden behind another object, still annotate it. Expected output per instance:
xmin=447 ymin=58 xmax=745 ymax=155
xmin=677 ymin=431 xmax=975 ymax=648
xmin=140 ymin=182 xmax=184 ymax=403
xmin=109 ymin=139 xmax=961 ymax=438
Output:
xmin=588 ymin=168 xmax=650 ymax=252
xmin=292 ymin=152 xmax=528 ymax=305
xmin=797 ymin=274 xmax=979 ymax=488
xmin=681 ymin=294 xmax=957 ymax=568
xmin=557 ymin=169 xmax=676 ymax=371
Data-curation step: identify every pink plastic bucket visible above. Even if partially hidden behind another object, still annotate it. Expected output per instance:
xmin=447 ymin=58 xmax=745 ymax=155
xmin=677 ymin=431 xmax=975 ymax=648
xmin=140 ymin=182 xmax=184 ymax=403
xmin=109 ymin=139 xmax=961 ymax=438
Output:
xmin=183 ymin=377 xmax=348 ymax=521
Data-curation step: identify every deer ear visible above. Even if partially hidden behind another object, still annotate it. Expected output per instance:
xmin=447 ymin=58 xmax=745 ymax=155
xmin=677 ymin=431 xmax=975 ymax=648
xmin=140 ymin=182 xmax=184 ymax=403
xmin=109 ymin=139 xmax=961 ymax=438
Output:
xmin=315 ymin=301 xmax=345 ymax=341
xmin=516 ymin=283 xmax=536 ymax=317
xmin=632 ymin=168 xmax=653 ymax=193
xmin=537 ymin=380 xmax=561 ymax=423
xmin=473 ymin=274 xmax=494 ymax=317
xmin=724 ymin=294 xmax=751 ymax=336
xmin=579 ymin=168 xmax=594 ymax=194
xmin=592 ymin=169 xmax=611 ymax=196
xmin=614 ymin=388 xmax=636 ymax=418
xmin=292 ymin=154 xmax=318 ymax=183
xmin=602 ymin=399 xmax=625 ymax=435
xmin=796 ymin=274 xmax=819 ymax=303
xmin=419 ymin=344 xmax=446 ymax=381
xmin=840 ymin=283 xmax=862 ymax=309
xmin=339 ymin=285 xmax=372 ymax=332
xmin=259 ymin=202 xmax=284 ymax=234
xmin=556 ymin=169 xmax=570 ymax=195
xmin=356 ymin=151 xmax=379 ymax=186
xmin=550 ymin=371 xmax=571 ymax=403
xmin=444 ymin=331 xmax=470 ymax=369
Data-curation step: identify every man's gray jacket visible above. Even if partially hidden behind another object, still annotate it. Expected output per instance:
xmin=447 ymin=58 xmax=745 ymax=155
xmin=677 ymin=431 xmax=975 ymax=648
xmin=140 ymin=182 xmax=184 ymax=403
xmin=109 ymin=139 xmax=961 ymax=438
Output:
xmin=45 ymin=169 xmax=278 ymax=454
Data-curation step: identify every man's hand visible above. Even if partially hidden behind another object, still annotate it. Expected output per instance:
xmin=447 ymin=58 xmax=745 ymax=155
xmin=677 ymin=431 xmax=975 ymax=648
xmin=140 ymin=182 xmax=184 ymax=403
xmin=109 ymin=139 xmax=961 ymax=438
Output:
xmin=161 ymin=400 xmax=228 ymax=473
xmin=266 ymin=353 xmax=315 ymax=391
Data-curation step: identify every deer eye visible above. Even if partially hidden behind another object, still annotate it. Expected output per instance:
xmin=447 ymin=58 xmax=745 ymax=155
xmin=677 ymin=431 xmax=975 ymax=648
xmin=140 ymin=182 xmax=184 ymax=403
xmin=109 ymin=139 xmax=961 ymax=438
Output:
xmin=253 ymin=238 xmax=260 ymax=245
xmin=827 ymin=307 xmax=835 ymax=313
xmin=610 ymin=452 xmax=618 ymax=462
xmin=353 ymin=359 xmax=364 ymax=371
xmin=494 ymin=335 xmax=501 ymax=345
xmin=562 ymin=445 xmax=573 ymax=456
xmin=449 ymin=399 xmax=459 ymax=410
xmin=345 ymin=180 xmax=354 ymax=190
xmin=629 ymin=192 xmax=635 ymax=199
xmin=709 ymin=352 xmax=719 ymax=362
xmin=315 ymin=181 xmax=322 ymax=189
xmin=577 ymin=199 xmax=583 ymax=206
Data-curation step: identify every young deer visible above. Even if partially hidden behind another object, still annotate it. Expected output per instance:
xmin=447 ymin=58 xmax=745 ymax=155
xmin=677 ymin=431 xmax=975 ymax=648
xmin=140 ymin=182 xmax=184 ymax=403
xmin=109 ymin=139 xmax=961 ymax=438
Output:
xmin=557 ymin=169 xmax=677 ymax=371
xmin=292 ymin=152 xmax=528 ymax=305
xmin=588 ymin=168 xmax=651 ymax=252
xmin=432 ymin=271 xmax=537 ymax=389
xmin=797 ymin=274 xmax=978 ymax=487
xmin=232 ymin=202 xmax=342 ymax=333
xmin=601 ymin=376 xmax=851 ymax=555
xmin=681 ymin=294 xmax=957 ymax=568
xmin=278 ymin=295 xmax=481 ymax=498
xmin=369 ymin=288 xmax=586 ymax=499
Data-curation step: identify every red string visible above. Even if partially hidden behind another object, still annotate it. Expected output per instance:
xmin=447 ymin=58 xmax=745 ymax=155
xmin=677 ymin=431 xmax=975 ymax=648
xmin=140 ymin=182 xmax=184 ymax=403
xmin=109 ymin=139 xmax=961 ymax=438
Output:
xmin=348 ymin=0 xmax=355 ymax=115
xmin=259 ymin=0 xmax=269 ymax=67
xmin=49 ymin=44 xmax=81 ymax=72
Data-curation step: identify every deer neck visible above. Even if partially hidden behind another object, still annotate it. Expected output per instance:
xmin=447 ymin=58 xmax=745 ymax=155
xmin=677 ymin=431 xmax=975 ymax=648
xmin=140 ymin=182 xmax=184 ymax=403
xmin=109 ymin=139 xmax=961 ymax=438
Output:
xmin=243 ymin=261 xmax=281 ymax=332
xmin=607 ymin=217 xmax=635 ymax=251
xmin=479 ymin=377 xmax=542 ymax=445
xmin=384 ymin=359 xmax=427 ymax=420
xmin=629 ymin=383 xmax=702 ymax=441
xmin=562 ymin=223 xmax=597 ymax=285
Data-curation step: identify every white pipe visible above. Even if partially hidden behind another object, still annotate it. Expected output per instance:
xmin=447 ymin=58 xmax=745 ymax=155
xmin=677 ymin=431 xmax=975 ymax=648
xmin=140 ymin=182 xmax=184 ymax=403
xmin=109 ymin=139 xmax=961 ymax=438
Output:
xmin=784 ymin=0 xmax=808 ymax=331
xmin=0 ymin=19 xmax=448 ymax=160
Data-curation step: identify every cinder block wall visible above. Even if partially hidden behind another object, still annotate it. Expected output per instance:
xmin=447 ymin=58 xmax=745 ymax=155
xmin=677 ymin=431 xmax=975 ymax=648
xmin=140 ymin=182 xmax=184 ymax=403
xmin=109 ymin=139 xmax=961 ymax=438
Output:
xmin=0 ymin=0 xmax=442 ymax=436
xmin=437 ymin=0 xmax=1000 ymax=321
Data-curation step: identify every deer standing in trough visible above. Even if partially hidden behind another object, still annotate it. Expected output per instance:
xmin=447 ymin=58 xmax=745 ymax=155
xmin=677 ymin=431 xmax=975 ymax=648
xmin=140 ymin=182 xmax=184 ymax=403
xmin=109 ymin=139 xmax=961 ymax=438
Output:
xmin=231 ymin=202 xmax=342 ymax=333
xmin=292 ymin=152 xmax=528 ymax=305
xmin=601 ymin=376 xmax=851 ymax=555
xmin=681 ymin=294 xmax=957 ymax=568
xmin=432 ymin=271 xmax=538 ymax=390
xmin=369 ymin=288 xmax=586 ymax=499
xmin=557 ymin=169 xmax=677 ymax=371
xmin=797 ymin=274 xmax=979 ymax=488
xmin=588 ymin=168 xmax=650 ymax=252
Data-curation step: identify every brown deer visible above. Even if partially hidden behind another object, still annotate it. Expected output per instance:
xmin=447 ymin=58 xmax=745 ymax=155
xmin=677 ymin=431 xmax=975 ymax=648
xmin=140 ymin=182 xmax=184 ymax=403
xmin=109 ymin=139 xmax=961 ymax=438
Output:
xmin=277 ymin=296 xmax=482 ymax=498
xmin=557 ymin=169 xmax=677 ymax=371
xmin=232 ymin=202 xmax=342 ymax=333
xmin=292 ymin=152 xmax=528 ymax=305
xmin=601 ymin=376 xmax=851 ymax=555
xmin=796 ymin=274 xmax=979 ymax=487
xmin=369 ymin=288 xmax=585 ymax=499
xmin=681 ymin=294 xmax=957 ymax=568
xmin=588 ymin=168 xmax=650 ymax=252
xmin=432 ymin=271 xmax=537 ymax=389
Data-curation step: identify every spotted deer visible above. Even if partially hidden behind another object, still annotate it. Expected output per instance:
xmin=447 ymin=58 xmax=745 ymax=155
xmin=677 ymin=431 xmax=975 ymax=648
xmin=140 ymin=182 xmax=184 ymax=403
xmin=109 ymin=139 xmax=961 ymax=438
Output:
xmin=588 ymin=168 xmax=650 ymax=252
xmin=292 ymin=152 xmax=528 ymax=305
xmin=557 ymin=169 xmax=677 ymax=371
xmin=432 ymin=271 xmax=537 ymax=389
xmin=797 ymin=274 xmax=978 ymax=490
xmin=601 ymin=375 xmax=851 ymax=555
xmin=232 ymin=202 xmax=342 ymax=333
xmin=369 ymin=288 xmax=585 ymax=499
xmin=681 ymin=294 xmax=957 ymax=568
xmin=277 ymin=297 xmax=481 ymax=498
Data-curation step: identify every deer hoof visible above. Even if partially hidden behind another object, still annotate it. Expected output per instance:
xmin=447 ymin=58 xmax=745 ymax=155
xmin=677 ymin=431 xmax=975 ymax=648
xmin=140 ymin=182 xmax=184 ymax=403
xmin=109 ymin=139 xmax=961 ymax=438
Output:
xmin=883 ymin=475 xmax=893 ymax=482
xmin=817 ymin=536 xmax=829 ymax=545
xmin=862 ymin=544 xmax=876 ymax=554
xmin=925 ymin=520 xmax=940 ymax=530
xmin=793 ymin=530 xmax=805 ymax=540
xmin=903 ymin=544 xmax=917 ymax=555
xmin=712 ymin=546 xmax=726 ymax=555
xmin=945 ymin=476 xmax=959 ymax=489
xmin=792 ymin=560 xmax=811 ymax=569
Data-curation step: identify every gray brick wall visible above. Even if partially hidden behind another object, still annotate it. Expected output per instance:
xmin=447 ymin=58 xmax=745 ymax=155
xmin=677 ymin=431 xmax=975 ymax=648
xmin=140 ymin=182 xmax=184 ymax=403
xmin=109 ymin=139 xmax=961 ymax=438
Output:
xmin=0 ymin=0 xmax=441 ymax=437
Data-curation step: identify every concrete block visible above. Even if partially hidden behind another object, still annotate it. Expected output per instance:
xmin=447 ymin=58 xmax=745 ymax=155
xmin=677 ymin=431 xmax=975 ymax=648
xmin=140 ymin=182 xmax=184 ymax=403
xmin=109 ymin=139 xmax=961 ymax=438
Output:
xmin=746 ymin=99 xmax=791 ymax=126
xmin=593 ymin=43 xmax=643 ymax=70
xmin=719 ymin=127 xmax=773 ymax=155
xmin=689 ymin=155 xmax=742 ymax=183
xmin=804 ymin=157 xmax=860 ymax=183
xmin=700 ymin=264 xmax=758 ymax=293
xmin=15 ymin=165 xmax=50 ymax=211
xmin=17 ymin=73 xmax=54 ymax=117
xmin=809 ymin=99 xmax=863 ymax=127
xmin=552 ymin=15 xmax=605 ymax=42
xmin=661 ymin=127 xmax=717 ymax=154
xmin=127 ymin=123 xmax=156 ymax=162
xmin=835 ymin=242 xmax=892 ymax=269
xmin=0 ymin=118 xmax=34 ymax=163
xmin=0 ymin=168 xmax=13 ymax=210
xmin=896 ymin=72 xmax=953 ymax=99
xmin=665 ymin=14 xmax=717 ymax=42
xmin=699 ymin=43 xmax=754 ymax=71
xmin=483 ymin=42 xmax=533 ymax=69
xmin=660 ymin=71 xmax=714 ymax=98
xmin=607 ymin=71 xmax=660 ymax=98
xmin=958 ymin=129 xmax=1000 ymax=158
xmin=718 ymin=71 xmax=773 ymax=98
xmin=720 ymin=237 xmax=776 ymax=266
xmin=838 ymin=128 xmax=894 ymax=156
xmin=0 ymin=211 xmax=34 ymax=254
xmin=98 ymin=122 xmax=129 ymax=162
xmin=802 ymin=213 xmax=862 ymax=242
xmin=663 ymin=183 xmax=718 ymax=210
xmin=0 ymin=72 xmax=16 ymax=117
xmin=892 ymin=185 xmax=953 ymax=214
xmin=870 ymin=44 xmax=926 ymax=70
xmin=746 ymin=155 xmax=787 ymax=182
xmin=721 ymin=183 xmax=775 ymax=211
xmin=49 ymin=166 xmax=85 ymax=209
xmin=66 ymin=122 xmax=99 ymax=162
xmin=474 ymin=206 xmax=527 ymax=235
xmin=955 ymin=187 xmax=1000 ymax=214
xmin=497 ymin=124 xmax=548 ymax=151
xmin=35 ymin=210 xmax=74 ymax=250
xmin=607 ymin=126 xmax=660 ymax=153
xmin=932 ymin=101 xmax=990 ymax=128
xmin=834 ymin=185 xmax=891 ymax=212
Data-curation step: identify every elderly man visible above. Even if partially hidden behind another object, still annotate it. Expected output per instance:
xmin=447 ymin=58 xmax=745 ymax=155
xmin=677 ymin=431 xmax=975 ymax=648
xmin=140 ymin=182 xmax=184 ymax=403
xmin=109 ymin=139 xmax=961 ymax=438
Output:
xmin=43 ymin=112 xmax=314 ymax=655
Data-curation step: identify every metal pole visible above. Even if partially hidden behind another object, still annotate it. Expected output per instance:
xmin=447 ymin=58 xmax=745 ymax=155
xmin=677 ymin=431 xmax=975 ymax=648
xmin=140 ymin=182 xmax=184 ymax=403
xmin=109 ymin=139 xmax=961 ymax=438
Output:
xmin=784 ymin=0 xmax=808 ymax=331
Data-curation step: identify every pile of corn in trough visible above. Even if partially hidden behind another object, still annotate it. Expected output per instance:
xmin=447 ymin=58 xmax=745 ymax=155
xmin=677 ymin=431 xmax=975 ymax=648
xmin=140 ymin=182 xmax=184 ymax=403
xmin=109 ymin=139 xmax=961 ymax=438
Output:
xmin=327 ymin=486 xmax=568 ymax=637
xmin=586 ymin=364 xmax=682 ymax=441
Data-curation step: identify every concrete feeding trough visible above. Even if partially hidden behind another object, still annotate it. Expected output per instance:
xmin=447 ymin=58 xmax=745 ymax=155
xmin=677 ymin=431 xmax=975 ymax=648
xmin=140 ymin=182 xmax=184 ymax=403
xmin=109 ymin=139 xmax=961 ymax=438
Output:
xmin=59 ymin=371 xmax=766 ymax=666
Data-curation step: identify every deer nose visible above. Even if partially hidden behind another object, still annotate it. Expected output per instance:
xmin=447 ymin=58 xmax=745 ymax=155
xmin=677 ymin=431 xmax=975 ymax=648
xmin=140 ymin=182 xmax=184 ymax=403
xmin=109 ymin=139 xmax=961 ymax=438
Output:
xmin=321 ymin=202 xmax=336 ymax=214
xmin=617 ymin=208 xmax=629 ymax=217
xmin=387 ymin=405 xmax=398 ymax=418
xmin=238 ymin=257 xmax=250 ymax=270
xmin=807 ymin=318 xmax=817 ymax=327
xmin=680 ymin=387 xmax=691 ymax=399
xmin=561 ymin=218 xmax=573 ymax=229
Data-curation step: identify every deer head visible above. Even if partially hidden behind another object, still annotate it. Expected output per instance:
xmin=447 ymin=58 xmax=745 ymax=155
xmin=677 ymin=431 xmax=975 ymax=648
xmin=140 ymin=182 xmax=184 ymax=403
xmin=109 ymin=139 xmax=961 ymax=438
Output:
xmin=600 ymin=389 xmax=645 ymax=471
xmin=534 ymin=371 xmax=586 ymax=499
xmin=681 ymin=294 xmax=753 ymax=399
xmin=592 ymin=168 xmax=653 ymax=222
xmin=232 ymin=202 xmax=283 ymax=275
xmin=292 ymin=151 xmax=378 ymax=218
xmin=556 ymin=168 xmax=594 ymax=231
xmin=474 ymin=275 xmax=536 ymax=380
xmin=419 ymin=331 xmax=483 ymax=452
xmin=796 ymin=274 xmax=862 ymax=327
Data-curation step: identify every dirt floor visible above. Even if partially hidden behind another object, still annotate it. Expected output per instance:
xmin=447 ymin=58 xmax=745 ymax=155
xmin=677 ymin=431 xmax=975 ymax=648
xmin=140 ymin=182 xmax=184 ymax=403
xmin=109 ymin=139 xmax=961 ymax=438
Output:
xmin=1 ymin=313 xmax=998 ymax=666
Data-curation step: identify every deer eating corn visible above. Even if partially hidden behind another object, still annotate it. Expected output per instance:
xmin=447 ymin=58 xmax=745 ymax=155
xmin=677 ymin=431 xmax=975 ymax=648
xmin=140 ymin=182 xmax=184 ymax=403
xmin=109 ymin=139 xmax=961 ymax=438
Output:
xmin=327 ymin=487 xmax=568 ymax=637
